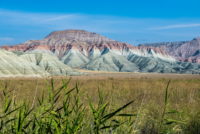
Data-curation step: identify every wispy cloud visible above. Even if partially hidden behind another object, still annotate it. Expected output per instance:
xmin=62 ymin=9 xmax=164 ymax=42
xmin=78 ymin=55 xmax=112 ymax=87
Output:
xmin=0 ymin=9 xmax=200 ymax=45
xmin=2 ymin=9 xmax=200 ymax=33
xmin=148 ymin=23 xmax=200 ymax=30
xmin=38 ymin=15 xmax=75 ymax=23
xmin=0 ymin=37 xmax=13 ymax=42
xmin=0 ymin=9 xmax=145 ymax=34
xmin=0 ymin=9 xmax=79 ymax=25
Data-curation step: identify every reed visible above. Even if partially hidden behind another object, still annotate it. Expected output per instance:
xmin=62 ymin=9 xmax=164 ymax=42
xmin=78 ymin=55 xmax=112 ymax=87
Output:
xmin=0 ymin=76 xmax=200 ymax=133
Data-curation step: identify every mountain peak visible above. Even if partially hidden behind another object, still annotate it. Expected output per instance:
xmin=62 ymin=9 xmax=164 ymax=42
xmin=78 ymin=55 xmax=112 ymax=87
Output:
xmin=45 ymin=29 xmax=118 ymax=44
xmin=48 ymin=29 xmax=92 ymax=35
xmin=193 ymin=37 xmax=200 ymax=40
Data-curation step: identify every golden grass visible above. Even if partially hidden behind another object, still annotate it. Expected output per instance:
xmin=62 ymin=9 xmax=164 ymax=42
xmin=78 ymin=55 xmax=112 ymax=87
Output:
xmin=1 ymin=74 xmax=200 ymax=133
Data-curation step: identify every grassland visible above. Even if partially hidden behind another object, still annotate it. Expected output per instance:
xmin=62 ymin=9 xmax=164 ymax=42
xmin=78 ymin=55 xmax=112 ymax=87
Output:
xmin=0 ymin=72 xmax=200 ymax=133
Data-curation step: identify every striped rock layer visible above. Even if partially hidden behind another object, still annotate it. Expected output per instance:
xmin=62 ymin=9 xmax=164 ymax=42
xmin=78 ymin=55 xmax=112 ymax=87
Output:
xmin=3 ymin=29 xmax=200 ymax=74
xmin=139 ymin=37 xmax=200 ymax=63
xmin=1 ymin=30 xmax=176 ymax=64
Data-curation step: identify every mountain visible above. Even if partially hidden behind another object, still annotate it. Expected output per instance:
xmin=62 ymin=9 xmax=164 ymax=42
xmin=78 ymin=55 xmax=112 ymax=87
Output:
xmin=60 ymin=46 xmax=89 ymax=68
xmin=87 ymin=45 xmax=101 ymax=60
xmin=82 ymin=47 xmax=200 ymax=74
xmin=18 ymin=52 xmax=83 ymax=75
xmin=139 ymin=41 xmax=188 ymax=54
xmin=139 ymin=38 xmax=200 ymax=63
xmin=127 ymin=54 xmax=200 ymax=74
xmin=0 ymin=49 xmax=50 ymax=77
xmin=45 ymin=30 xmax=118 ymax=44
xmin=1 ymin=30 xmax=176 ymax=68
xmin=82 ymin=49 xmax=139 ymax=72
xmin=172 ymin=38 xmax=200 ymax=63
xmin=5 ymin=29 xmax=200 ymax=74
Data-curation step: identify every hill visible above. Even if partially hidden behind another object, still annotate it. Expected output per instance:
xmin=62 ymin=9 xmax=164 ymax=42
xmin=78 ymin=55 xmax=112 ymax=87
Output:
xmin=139 ymin=38 xmax=200 ymax=63
xmin=0 ymin=49 xmax=50 ymax=77
xmin=82 ymin=49 xmax=139 ymax=72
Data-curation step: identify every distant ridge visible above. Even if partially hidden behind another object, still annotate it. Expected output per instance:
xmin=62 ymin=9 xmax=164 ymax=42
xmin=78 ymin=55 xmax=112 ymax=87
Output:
xmin=139 ymin=37 xmax=200 ymax=63
xmin=139 ymin=41 xmax=188 ymax=54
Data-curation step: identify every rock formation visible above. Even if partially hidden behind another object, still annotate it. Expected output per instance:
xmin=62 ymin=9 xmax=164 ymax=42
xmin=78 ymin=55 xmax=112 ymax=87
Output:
xmin=19 ymin=52 xmax=83 ymax=75
xmin=1 ymin=30 xmax=177 ymax=67
xmin=0 ymin=49 xmax=50 ymax=77
xmin=83 ymin=49 xmax=139 ymax=72
xmin=139 ymin=38 xmax=200 ymax=63
xmin=45 ymin=30 xmax=118 ymax=44
xmin=3 ymin=29 xmax=200 ymax=74
xmin=60 ymin=47 xmax=89 ymax=68
xmin=128 ymin=54 xmax=200 ymax=74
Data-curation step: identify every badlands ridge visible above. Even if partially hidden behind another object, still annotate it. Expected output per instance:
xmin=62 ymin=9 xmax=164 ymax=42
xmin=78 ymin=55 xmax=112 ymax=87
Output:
xmin=139 ymin=37 xmax=200 ymax=63
xmin=1 ymin=29 xmax=200 ymax=77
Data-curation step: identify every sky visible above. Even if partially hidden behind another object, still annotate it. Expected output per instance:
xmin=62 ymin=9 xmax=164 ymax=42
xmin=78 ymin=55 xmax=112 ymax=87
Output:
xmin=0 ymin=0 xmax=200 ymax=46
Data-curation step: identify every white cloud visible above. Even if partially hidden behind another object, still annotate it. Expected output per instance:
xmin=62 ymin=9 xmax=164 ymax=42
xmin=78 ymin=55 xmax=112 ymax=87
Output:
xmin=0 ymin=9 xmax=78 ymax=25
xmin=0 ymin=37 xmax=13 ymax=42
xmin=0 ymin=9 xmax=200 ymax=45
xmin=38 ymin=15 xmax=74 ymax=23
xmin=0 ymin=9 xmax=146 ymax=34
xmin=148 ymin=23 xmax=200 ymax=30
xmin=2 ymin=9 xmax=200 ymax=34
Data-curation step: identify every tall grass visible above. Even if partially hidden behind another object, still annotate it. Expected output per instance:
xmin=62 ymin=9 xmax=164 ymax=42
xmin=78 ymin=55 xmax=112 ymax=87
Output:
xmin=0 ymin=76 xmax=137 ymax=133
xmin=0 ymin=76 xmax=200 ymax=133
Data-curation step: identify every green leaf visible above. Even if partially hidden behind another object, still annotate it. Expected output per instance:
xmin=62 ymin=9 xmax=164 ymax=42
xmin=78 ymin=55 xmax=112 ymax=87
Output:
xmin=42 ymin=89 xmax=45 ymax=103
xmin=0 ymin=120 xmax=3 ymax=131
xmin=4 ymin=99 xmax=12 ymax=113
xmin=54 ymin=94 xmax=61 ymax=104
xmin=53 ymin=119 xmax=60 ymax=134
xmin=55 ymin=106 xmax=64 ymax=113
xmin=112 ymin=119 xmax=120 ymax=124
xmin=0 ymin=106 xmax=21 ymax=118
xmin=100 ymin=126 xmax=113 ymax=129
xmin=50 ymin=111 xmax=58 ymax=116
xmin=166 ymin=109 xmax=187 ymax=116
xmin=65 ymin=87 xmax=76 ymax=95
xmin=97 ymin=102 xmax=109 ymax=119
xmin=87 ymin=97 xmax=96 ymax=115
xmin=100 ymin=125 xmax=120 ymax=130
xmin=46 ymin=79 xmax=52 ymax=101
xmin=165 ymin=119 xmax=186 ymax=124
xmin=17 ymin=107 xmax=22 ymax=132
xmin=116 ymin=114 xmax=138 ymax=116
xmin=76 ymin=81 xmax=79 ymax=94
xmin=160 ymin=80 xmax=171 ymax=131
xmin=32 ymin=119 xmax=36 ymax=131
xmin=51 ymin=78 xmax=54 ymax=92
xmin=24 ymin=108 xmax=34 ymax=118
xmin=23 ymin=120 xmax=32 ymax=129
xmin=37 ymin=97 xmax=42 ymax=106
xmin=5 ymin=118 xmax=16 ymax=124
xmin=103 ymin=100 xmax=135 ymax=119
xmin=101 ymin=100 xmax=135 ymax=125
xmin=164 ymin=121 xmax=173 ymax=125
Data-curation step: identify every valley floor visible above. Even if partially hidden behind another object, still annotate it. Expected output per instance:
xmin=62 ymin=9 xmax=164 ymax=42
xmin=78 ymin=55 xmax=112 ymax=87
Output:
xmin=65 ymin=69 xmax=200 ymax=80
xmin=1 ymin=70 xmax=200 ymax=80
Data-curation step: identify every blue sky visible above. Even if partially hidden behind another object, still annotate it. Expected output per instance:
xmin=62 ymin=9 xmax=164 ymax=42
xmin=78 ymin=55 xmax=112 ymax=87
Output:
xmin=0 ymin=0 xmax=200 ymax=46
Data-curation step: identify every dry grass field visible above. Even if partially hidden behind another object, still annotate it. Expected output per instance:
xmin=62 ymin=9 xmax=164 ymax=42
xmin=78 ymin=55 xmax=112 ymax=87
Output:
xmin=0 ymin=72 xmax=200 ymax=133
